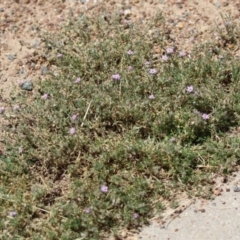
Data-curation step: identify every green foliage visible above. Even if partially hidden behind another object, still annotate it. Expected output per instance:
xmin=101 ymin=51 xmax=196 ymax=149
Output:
xmin=1 ymin=9 xmax=240 ymax=239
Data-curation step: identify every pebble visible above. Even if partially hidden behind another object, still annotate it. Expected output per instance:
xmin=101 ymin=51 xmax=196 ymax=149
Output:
xmin=20 ymin=81 xmax=33 ymax=91
xmin=8 ymin=54 xmax=15 ymax=61
xmin=233 ymin=186 xmax=240 ymax=192
xmin=176 ymin=21 xmax=185 ymax=29
xmin=124 ymin=9 xmax=132 ymax=17
xmin=19 ymin=69 xmax=24 ymax=75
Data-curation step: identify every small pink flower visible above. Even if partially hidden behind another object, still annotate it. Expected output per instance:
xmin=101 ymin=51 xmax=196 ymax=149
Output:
xmin=71 ymin=114 xmax=78 ymax=122
xmin=162 ymin=55 xmax=168 ymax=61
xmin=84 ymin=208 xmax=91 ymax=214
xmin=148 ymin=94 xmax=155 ymax=99
xmin=101 ymin=185 xmax=108 ymax=193
xmin=112 ymin=74 xmax=121 ymax=80
xmin=149 ymin=68 xmax=157 ymax=75
xmin=57 ymin=53 xmax=63 ymax=58
xmin=133 ymin=213 xmax=139 ymax=219
xmin=0 ymin=106 xmax=5 ymax=114
xmin=41 ymin=93 xmax=48 ymax=100
xmin=9 ymin=211 xmax=17 ymax=217
xmin=202 ymin=113 xmax=210 ymax=120
xmin=179 ymin=50 xmax=187 ymax=57
xmin=69 ymin=127 xmax=76 ymax=135
xmin=75 ymin=77 xmax=81 ymax=83
xmin=127 ymin=50 xmax=134 ymax=55
xmin=186 ymin=85 xmax=194 ymax=93
xmin=144 ymin=61 xmax=151 ymax=66
xmin=166 ymin=47 xmax=174 ymax=54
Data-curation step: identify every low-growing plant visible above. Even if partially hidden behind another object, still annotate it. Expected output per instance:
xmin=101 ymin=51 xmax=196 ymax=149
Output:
xmin=1 ymin=7 xmax=240 ymax=239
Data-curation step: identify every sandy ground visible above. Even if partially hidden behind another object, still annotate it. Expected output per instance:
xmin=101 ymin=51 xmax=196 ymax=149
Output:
xmin=1 ymin=0 xmax=240 ymax=239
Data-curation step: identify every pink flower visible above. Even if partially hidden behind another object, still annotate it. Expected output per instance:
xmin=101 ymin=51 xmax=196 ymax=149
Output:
xmin=166 ymin=47 xmax=174 ymax=54
xmin=112 ymin=74 xmax=121 ymax=80
xmin=127 ymin=50 xmax=134 ymax=55
xmin=84 ymin=208 xmax=91 ymax=214
xmin=179 ymin=50 xmax=187 ymax=57
xmin=149 ymin=68 xmax=157 ymax=75
xmin=57 ymin=53 xmax=63 ymax=58
xmin=186 ymin=85 xmax=194 ymax=93
xmin=9 ymin=211 xmax=17 ymax=217
xmin=71 ymin=114 xmax=78 ymax=122
xmin=101 ymin=185 xmax=108 ymax=193
xmin=133 ymin=213 xmax=139 ymax=219
xmin=162 ymin=55 xmax=168 ymax=61
xmin=202 ymin=113 xmax=210 ymax=120
xmin=69 ymin=127 xmax=76 ymax=135
xmin=148 ymin=94 xmax=155 ymax=99
xmin=41 ymin=93 xmax=48 ymax=100
xmin=75 ymin=77 xmax=81 ymax=83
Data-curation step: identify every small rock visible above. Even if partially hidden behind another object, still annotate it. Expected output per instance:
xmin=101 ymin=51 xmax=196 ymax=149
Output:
xmin=20 ymin=81 xmax=33 ymax=91
xmin=176 ymin=21 xmax=185 ymax=29
xmin=19 ymin=69 xmax=24 ymax=75
xmin=221 ymin=177 xmax=228 ymax=183
xmin=124 ymin=9 xmax=132 ymax=17
xmin=233 ymin=186 xmax=240 ymax=192
xmin=174 ymin=209 xmax=182 ymax=214
xmin=199 ymin=209 xmax=206 ymax=213
xmin=213 ymin=187 xmax=222 ymax=196
xmin=8 ymin=54 xmax=15 ymax=61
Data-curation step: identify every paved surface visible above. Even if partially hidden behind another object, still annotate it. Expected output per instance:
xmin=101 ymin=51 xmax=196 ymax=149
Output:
xmin=138 ymin=173 xmax=240 ymax=240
